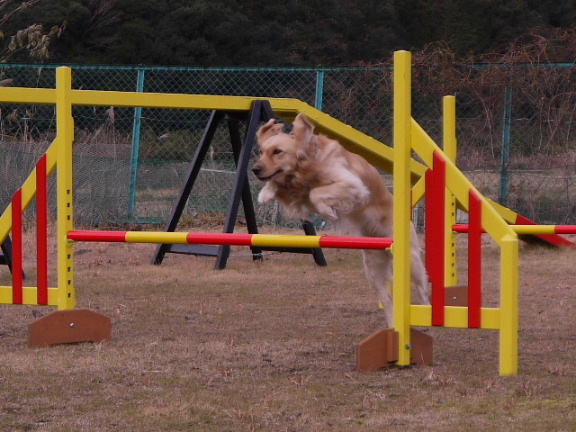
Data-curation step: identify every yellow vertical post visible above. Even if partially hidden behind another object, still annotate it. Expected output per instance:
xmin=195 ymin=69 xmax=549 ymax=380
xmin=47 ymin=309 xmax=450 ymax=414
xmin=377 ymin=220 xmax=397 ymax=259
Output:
xmin=443 ymin=96 xmax=458 ymax=286
xmin=393 ymin=51 xmax=413 ymax=366
xmin=499 ymin=234 xmax=519 ymax=375
xmin=56 ymin=67 xmax=76 ymax=310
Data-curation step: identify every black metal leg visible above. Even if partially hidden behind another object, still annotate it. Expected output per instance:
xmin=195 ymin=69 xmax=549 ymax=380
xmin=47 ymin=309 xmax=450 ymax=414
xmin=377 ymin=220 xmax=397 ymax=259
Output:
xmin=0 ymin=236 xmax=14 ymax=271
xmin=151 ymin=110 xmax=224 ymax=264
xmin=215 ymin=101 xmax=264 ymax=269
xmin=302 ymin=220 xmax=328 ymax=266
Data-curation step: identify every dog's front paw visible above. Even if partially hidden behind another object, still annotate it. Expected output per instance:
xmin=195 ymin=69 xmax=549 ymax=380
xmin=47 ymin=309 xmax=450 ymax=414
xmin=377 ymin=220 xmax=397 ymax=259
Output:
xmin=315 ymin=202 xmax=338 ymax=220
xmin=258 ymin=184 xmax=277 ymax=204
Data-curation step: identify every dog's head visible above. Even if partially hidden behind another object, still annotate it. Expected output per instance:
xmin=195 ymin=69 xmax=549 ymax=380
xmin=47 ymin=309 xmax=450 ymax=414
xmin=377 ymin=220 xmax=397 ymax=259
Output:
xmin=252 ymin=113 xmax=315 ymax=183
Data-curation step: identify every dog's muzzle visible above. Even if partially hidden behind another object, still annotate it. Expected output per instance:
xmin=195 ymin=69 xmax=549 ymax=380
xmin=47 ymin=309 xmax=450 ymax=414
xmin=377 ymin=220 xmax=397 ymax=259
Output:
xmin=252 ymin=165 xmax=282 ymax=181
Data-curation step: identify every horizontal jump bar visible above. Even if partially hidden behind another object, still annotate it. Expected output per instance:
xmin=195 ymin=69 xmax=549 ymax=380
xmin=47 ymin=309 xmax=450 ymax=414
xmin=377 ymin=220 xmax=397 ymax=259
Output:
xmin=453 ymin=224 xmax=576 ymax=235
xmin=67 ymin=230 xmax=394 ymax=250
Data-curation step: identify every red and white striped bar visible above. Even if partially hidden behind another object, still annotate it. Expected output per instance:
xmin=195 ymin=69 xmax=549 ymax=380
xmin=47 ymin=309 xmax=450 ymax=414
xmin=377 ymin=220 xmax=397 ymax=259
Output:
xmin=67 ymin=230 xmax=393 ymax=250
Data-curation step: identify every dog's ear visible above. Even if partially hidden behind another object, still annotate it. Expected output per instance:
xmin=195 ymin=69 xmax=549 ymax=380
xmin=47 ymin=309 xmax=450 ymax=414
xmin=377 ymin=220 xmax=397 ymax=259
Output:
xmin=257 ymin=119 xmax=283 ymax=143
xmin=293 ymin=113 xmax=315 ymax=146
xmin=293 ymin=113 xmax=315 ymax=161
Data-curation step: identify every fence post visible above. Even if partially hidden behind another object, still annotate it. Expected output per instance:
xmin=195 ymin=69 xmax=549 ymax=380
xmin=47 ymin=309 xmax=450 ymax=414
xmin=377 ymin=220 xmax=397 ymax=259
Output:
xmin=128 ymin=68 xmax=146 ymax=220
xmin=499 ymin=85 xmax=512 ymax=206
xmin=315 ymin=70 xmax=325 ymax=110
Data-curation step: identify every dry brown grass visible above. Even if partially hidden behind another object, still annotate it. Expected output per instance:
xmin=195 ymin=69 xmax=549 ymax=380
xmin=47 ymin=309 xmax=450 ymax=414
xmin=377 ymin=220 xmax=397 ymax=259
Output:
xmin=1 ymin=230 xmax=576 ymax=431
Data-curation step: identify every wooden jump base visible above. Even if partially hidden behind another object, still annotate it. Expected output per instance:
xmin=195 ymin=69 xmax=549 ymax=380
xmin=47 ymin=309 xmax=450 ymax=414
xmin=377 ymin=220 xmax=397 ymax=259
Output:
xmin=28 ymin=309 xmax=112 ymax=348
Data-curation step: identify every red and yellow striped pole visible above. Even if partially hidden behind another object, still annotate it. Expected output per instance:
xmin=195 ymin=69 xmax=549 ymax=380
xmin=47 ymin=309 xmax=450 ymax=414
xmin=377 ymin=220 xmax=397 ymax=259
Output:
xmin=453 ymin=224 xmax=576 ymax=235
xmin=67 ymin=231 xmax=393 ymax=250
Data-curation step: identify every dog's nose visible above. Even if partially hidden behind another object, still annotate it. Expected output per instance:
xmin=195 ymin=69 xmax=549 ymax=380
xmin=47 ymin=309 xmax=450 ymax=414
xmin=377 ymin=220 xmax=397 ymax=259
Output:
xmin=252 ymin=165 xmax=262 ymax=176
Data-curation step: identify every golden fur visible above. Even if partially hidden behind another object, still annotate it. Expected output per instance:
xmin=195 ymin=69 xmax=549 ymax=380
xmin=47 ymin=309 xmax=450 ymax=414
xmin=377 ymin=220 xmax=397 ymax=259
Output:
xmin=252 ymin=113 xmax=429 ymax=325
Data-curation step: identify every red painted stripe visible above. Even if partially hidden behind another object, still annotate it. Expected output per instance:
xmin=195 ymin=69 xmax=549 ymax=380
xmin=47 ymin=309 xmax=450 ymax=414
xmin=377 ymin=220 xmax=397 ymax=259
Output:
xmin=186 ymin=232 xmax=254 ymax=246
xmin=319 ymin=236 xmax=393 ymax=249
xmin=427 ymin=151 xmax=446 ymax=326
xmin=11 ymin=190 xmax=23 ymax=304
xmin=67 ymin=231 xmax=128 ymax=242
xmin=36 ymin=155 xmax=49 ymax=305
xmin=468 ymin=190 xmax=482 ymax=328
xmin=554 ymin=225 xmax=576 ymax=234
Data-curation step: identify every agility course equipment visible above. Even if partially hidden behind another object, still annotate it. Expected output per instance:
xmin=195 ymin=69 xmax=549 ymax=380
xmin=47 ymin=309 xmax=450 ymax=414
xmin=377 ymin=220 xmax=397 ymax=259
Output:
xmin=1 ymin=51 xmax=574 ymax=374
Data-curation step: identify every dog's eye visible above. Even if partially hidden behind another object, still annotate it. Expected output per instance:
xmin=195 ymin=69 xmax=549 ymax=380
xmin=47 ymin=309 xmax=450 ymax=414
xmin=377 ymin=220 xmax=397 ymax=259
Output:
xmin=272 ymin=148 xmax=282 ymax=155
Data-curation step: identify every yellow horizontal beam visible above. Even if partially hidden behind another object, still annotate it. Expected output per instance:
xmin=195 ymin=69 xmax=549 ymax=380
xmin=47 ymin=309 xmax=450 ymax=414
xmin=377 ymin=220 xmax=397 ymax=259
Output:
xmin=0 ymin=87 xmax=56 ymax=104
xmin=0 ymin=286 xmax=60 ymax=306
xmin=410 ymin=305 xmax=501 ymax=330
xmin=0 ymin=82 xmax=428 ymax=178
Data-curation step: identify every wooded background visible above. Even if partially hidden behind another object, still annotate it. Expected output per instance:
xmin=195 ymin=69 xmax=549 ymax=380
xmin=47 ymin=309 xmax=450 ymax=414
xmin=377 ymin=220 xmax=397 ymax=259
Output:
xmin=2 ymin=1 xmax=576 ymax=66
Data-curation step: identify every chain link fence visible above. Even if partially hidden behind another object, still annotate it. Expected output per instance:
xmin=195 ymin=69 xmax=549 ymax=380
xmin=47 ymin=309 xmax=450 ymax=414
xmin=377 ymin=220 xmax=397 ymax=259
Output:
xmin=1 ymin=63 xmax=576 ymax=228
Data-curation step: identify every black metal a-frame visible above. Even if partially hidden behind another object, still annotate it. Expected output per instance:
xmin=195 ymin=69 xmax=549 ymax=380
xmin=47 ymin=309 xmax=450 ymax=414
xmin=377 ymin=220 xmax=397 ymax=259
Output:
xmin=1 ymin=236 xmax=15 ymax=273
xmin=151 ymin=100 xmax=327 ymax=270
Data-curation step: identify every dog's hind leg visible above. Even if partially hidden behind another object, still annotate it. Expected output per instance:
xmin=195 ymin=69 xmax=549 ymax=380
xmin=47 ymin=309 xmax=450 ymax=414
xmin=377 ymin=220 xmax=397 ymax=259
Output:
xmin=361 ymin=249 xmax=394 ymax=327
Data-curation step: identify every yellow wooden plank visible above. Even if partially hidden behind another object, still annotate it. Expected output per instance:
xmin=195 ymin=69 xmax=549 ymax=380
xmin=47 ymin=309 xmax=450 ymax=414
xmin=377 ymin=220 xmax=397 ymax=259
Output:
xmin=411 ymin=305 xmax=501 ymax=330
xmin=0 ymin=77 xmax=430 ymax=179
xmin=55 ymin=67 xmax=76 ymax=311
xmin=443 ymin=98 xmax=458 ymax=286
xmin=499 ymin=235 xmax=519 ymax=375
xmin=0 ymin=286 xmax=60 ymax=306
xmin=481 ymin=308 xmax=501 ymax=330
xmin=487 ymin=198 xmax=519 ymax=224
xmin=411 ymin=176 xmax=426 ymax=206
xmin=0 ymin=87 xmax=56 ymax=104
xmin=0 ymin=203 xmax=12 ymax=245
xmin=410 ymin=305 xmax=432 ymax=326
xmin=393 ymin=50 xmax=414 ymax=367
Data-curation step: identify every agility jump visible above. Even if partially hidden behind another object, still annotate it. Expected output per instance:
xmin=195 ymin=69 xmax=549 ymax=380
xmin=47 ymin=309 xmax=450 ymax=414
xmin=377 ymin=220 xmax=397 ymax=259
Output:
xmin=1 ymin=50 xmax=573 ymax=375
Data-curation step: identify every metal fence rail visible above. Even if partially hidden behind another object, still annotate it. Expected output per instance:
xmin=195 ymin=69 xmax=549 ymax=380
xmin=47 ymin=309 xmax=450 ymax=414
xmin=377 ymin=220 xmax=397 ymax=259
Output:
xmin=1 ymin=63 xmax=575 ymax=226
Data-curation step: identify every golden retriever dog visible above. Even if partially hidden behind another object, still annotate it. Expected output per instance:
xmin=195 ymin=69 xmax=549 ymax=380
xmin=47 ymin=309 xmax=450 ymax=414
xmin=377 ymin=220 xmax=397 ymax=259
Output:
xmin=252 ymin=113 xmax=429 ymax=326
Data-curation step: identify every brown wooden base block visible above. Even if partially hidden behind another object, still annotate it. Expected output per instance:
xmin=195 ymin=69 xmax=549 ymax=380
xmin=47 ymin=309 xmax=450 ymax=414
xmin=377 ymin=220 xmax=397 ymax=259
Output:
xmin=410 ymin=328 xmax=433 ymax=366
xmin=28 ymin=309 xmax=112 ymax=348
xmin=356 ymin=328 xmax=399 ymax=371
xmin=445 ymin=285 xmax=469 ymax=307
xmin=356 ymin=328 xmax=433 ymax=371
